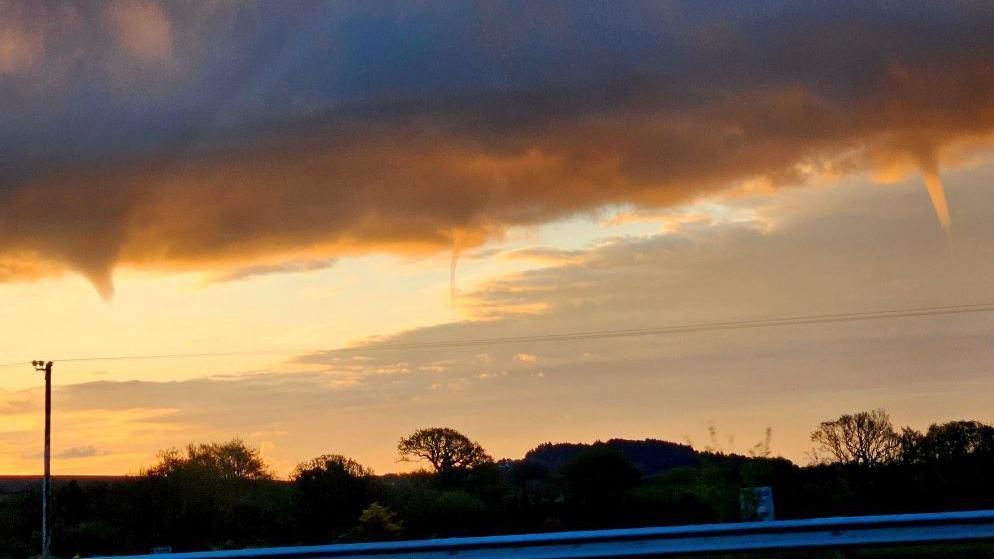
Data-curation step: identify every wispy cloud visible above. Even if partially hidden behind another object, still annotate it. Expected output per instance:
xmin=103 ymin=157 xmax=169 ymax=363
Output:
xmin=23 ymin=446 xmax=112 ymax=460
xmin=56 ymin=446 xmax=111 ymax=459
xmin=498 ymin=248 xmax=588 ymax=266
xmin=209 ymin=258 xmax=337 ymax=283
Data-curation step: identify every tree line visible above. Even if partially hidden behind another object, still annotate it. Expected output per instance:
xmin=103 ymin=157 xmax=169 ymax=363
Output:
xmin=1 ymin=410 xmax=993 ymax=558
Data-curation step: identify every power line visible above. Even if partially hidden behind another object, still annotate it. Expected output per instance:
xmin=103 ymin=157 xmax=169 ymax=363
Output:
xmin=2 ymin=301 xmax=993 ymax=368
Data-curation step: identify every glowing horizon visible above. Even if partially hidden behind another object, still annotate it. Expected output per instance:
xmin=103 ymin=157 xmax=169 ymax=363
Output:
xmin=3 ymin=1 xmax=994 ymax=477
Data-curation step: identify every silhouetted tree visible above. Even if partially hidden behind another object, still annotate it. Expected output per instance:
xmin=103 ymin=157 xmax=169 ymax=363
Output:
xmin=509 ymin=460 xmax=549 ymax=507
xmin=293 ymin=454 xmax=373 ymax=541
xmin=8 ymin=417 xmax=994 ymax=558
xmin=559 ymin=447 xmax=640 ymax=517
xmin=398 ymin=428 xmax=492 ymax=481
xmin=140 ymin=440 xmax=286 ymax=551
xmin=146 ymin=439 xmax=272 ymax=480
xmin=900 ymin=420 xmax=994 ymax=465
xmin=810 ymin=409 xmax=900 ymax=467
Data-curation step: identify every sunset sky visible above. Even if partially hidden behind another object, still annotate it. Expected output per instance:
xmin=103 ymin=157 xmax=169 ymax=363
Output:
xmin=2 ymin=1 xmax=994 ymax=476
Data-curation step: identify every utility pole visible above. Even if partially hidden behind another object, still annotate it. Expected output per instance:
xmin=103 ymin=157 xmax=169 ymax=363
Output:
xmin=32 ymin=360 xmax=52 ymax=559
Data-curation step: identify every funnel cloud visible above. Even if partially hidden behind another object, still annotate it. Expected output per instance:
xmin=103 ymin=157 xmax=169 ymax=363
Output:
xmin=2 ymin=2 xmax=993 ymax=297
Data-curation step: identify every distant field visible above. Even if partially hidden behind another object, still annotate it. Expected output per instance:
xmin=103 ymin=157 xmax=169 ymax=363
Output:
xmin=0 ymin=475 xmax=128 ymax=493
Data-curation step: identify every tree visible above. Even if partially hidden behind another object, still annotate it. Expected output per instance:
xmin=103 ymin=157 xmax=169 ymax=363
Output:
xmin=559 ymin=446 xmax=641 ymax=509
xmin=294 ymin=454 xmax=373 ymax=480
xmin=292 ymin=455 xmax=373 ymax=540
xmin=810 ymin=409 xmax=901 ymax=467
xmin=900 ymin=420 xmax=994 ymax=465
xmin=145 ymin=439 xmax=272 ymax=480
xmin=355 ymin=503 xmax=403 ymax=540
xmin=138 ymin=440 xmax=283 ymax=551
xmin=398 ymin=428 xmax=492 ymax=479
xmin=508 ymin=460 xmax=550 ymax=506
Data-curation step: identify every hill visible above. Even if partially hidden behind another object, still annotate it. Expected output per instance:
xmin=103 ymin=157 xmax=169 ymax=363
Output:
xmin=522 ymin=438 xmax=698 ymax=475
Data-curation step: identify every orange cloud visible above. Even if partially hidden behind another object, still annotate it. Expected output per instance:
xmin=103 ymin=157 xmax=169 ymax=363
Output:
xmin=0 ymin=25 xmax=41 ymax=75
xmin=104 ymin=1 xmax=174 ymax=65
xmin=2 ymin=7 xmax=994 ymax=298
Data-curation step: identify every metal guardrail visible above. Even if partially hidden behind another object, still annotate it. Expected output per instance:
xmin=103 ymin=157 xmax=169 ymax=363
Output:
xmin=96 ymin=509 xmax=994 ymax=559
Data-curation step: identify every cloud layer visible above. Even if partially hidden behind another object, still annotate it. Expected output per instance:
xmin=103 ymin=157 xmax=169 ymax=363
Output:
xmin=2 ymin=1 xmax=994 ymax=297
xmin=3 ymin=170 xmax=993 ymax=474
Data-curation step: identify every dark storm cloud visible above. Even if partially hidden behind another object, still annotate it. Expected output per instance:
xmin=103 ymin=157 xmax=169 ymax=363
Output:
xmin=2 ymin=1 xmax=994 ymax=297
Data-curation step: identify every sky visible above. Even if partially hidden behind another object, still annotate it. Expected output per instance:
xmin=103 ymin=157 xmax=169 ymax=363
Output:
xmin=1 ymin=1 xmax=993 ymax=476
